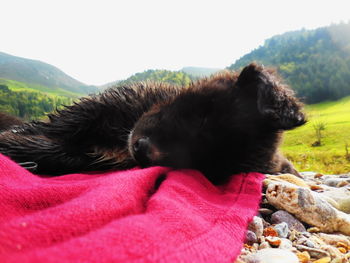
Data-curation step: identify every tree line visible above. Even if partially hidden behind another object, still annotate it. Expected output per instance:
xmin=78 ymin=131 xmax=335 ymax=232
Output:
xmin=0 ymin=84 xmax=72 ymax=120
xmin=118 ymin=69 xmax=192 ymax=86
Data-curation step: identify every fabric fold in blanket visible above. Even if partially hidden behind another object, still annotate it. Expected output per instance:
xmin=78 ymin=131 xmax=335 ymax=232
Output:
xmin=0 ymin=154 xmax=264 ymax=263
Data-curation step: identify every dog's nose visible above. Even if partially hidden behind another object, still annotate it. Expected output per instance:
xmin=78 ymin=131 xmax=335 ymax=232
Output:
xmin=133 ymin=137 xmax=150 ymax=154
xmin=132 ymin=137 xmax=152 ymax=166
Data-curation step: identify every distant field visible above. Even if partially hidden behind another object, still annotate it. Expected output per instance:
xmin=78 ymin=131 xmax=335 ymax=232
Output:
xmin=0 ymin=78 xmax=79 ymax=120
xmin=0 ymin=78 xmax=82 ymax=98
xmin=282 ymin=96 xmax=350 ymax=174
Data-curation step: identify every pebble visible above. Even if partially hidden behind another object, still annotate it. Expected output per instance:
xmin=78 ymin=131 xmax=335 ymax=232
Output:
xmin=263 ymin=226 xmax=278 ymax=237
xmin=313 ymin=257 xmax=331 ymax=263
xmin=258 ymin=241 xmax=271 ymax=250
xmin=296 ymin=251 xmax=311 ymax=263
xmin=296 ymin=245 xmax=330 ymax=259
xmin=236 ymin=173 xmax=350 ymax=263
xmin=271 ymin=210 xmax=306 ymax=232
xmin=314 ymin=173 xmax=324 ymax=178
xmin=274 ymin=222 xmax=289 ymax=238
xmin=265 ymin=174 xmax=309 ymax=188
xmin=246 ymin=248 xmax=299 ymax=263
xmin=278 ymin=238 xmax=293 ymax=249
xmin=258 ymin=208 xmax=273 ymax=215
xmin=319 ymin=187 xmax=350 ymax=213
xmin=323 ymin=178 xmax=350 ymax=187
xmin=248 ymin=216 xmax=264 ymax=238
xmin=265 ymin=236 xmax=281 ymax=247
xmin=317 ymin=233 xmax=350 ymax=247
xmin=300 ymin=171 xmax=317 ymax=177
xmin=338 ymin=247 xmax=346 ymax=253
xmin=245 ymin=230 xmax=258 ymax=245
xmin=305 ymin=239 xmax=315 ymax=248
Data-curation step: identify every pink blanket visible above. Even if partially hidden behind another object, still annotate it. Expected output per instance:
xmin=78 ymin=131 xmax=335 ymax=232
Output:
xmin=0 ymin=154 xmax=264 ymax=263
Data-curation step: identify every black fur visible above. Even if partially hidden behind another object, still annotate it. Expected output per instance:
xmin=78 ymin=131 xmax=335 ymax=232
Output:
xmin=0 ymin=63 xmax=306 ymax=183
xmin=0 ymin=112 xmax=23 ymax=131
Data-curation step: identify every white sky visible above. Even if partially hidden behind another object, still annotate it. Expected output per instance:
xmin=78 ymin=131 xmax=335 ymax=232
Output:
xmin=1 ymin=0 xmax=349 ymax=85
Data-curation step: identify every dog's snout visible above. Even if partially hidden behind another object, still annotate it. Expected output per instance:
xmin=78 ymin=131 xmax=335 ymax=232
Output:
xmin=133 ymin=137 xmax=150 ymax=154
xmin=132 ymin=137 xmax=153 ymax=167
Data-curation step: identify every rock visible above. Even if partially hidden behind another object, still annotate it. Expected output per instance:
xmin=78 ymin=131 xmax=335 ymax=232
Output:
xmin=318 ymin=187 xmax=350 ymax=213
xmin=296 ymin=251 xmax=310 ymax=263
xmin=263 ymin=226 xmax=278 ymax=237
xmin=313 ymin=257 xmax=331 ymax=263
xmin=301 ymin=231 xmax=311 ymax=238
xmin=309 ymin=184 xmax=324 ymax=191
xmin=308 ymin=234 xmax=327 ymax=246
xmin=317 ymin=233 xmax=350 ymax=247
xmin=245 ymin=230 xmax=258 ymax=245
xmin=296 ymin=245 xmax=330 ymax=259
xmin=307 ymin=227 xmax=321 ymax=233
xmin=296 ymin=236 xmax=311 ymax=247
xmin=313 ymin=193 xmax=341 ymax=210
xmin=300 ymin=171 xmax=318 ymax=177
xmin=258 ymin=236 xmax=265 ymax=243
xmin=248 ymin=216 xmax=264 ymax=238
xmin=319 ymin=244 xmax=345 ymax=259
xmin=338 ymin=246 xmax=347 ymax=253
xmin=258 ymin=241 xmax=271 ymax=250
xmin=266 ymin=181 xmax=350 ymax=235
xmin=278 ymin=238 xmax=293 ymax=249
xmin=288 ymin=230 xmax=298 ymax=241
xmin=265 ymin=236 xmax=281 ymax=247
xmin=274 ymin=222 xmax=289 ymax=238
xmin=264 ymin=174 xmax=309 ymax=188
xmin=237 ymin=172 xmax=350 ymax=263
xmin=305 ymin=239 xmax=316 ymax=248
xmin=261 ymin=218 xmax=270 ymax=229
xmin=323 ymin=177 xmax=350 ymax=187
xmin=246 ymin=248 xmax=299 ymax=263
xmin=258 ymin=208 xmax=274 ymax=215
xmin=271 ymin=210 xmax=306 ymax=232
xmin=314 ymin=173 xmax=324 ymax=178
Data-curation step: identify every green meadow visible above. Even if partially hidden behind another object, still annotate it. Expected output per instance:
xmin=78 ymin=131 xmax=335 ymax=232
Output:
xmin=282 ymin=96 xmax=350 ymax=174
xmin=0 ymin=78 xmax=82 ymax=98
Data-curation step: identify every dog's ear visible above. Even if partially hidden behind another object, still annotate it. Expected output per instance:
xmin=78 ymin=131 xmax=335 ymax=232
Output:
xmin=236 ymin=63 xmax=306 ymax=130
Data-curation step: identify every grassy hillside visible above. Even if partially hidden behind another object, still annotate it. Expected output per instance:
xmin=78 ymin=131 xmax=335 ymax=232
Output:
xmin=0 ymin=52 xmax=98 ymax=95
xmin=282 ymin=96 xmax=350 ymax=174
xmin=0 ymin=78 xmax=82 ymax=98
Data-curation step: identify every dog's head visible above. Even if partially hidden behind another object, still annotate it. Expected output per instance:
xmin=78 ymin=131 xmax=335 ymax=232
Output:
xmin=129 ymin=63 xmax=306 ymax=181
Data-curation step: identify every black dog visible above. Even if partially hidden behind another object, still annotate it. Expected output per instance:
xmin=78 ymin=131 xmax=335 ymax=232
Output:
xmin=0 ymin=63 xmax=306 ymax=183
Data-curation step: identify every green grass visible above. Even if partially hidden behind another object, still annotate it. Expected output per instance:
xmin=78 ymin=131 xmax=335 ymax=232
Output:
xmin=282 ymin=96 xmax=350 ymax=174
xmin=0 ymin=78 xmax=82 ymax=98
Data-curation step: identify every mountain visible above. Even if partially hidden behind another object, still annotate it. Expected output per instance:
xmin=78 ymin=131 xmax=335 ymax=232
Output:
xmin=181 ymin=67 xmax=221 ymax=78
xmin=118 ymin=69 xmax=192 ymax=86
xmin=99 ymin=80 xmax=121 ymax=90
xmin=0 ymin=52 xmax=98 ymax=95
xmin=228 ymin=22 xmax=350 ymax=103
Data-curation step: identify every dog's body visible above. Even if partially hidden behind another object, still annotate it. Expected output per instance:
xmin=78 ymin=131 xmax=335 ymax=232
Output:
xmin=0 ymin=64 xmax=306 ymax=183
xmin=0 ymin=112 xmax=23 ymax=131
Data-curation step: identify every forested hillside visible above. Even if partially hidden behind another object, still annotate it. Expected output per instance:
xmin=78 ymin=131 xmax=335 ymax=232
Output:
xmin=118 ymin=69 xmax=192 ymax=86
xmin=0 ymin=84 xmax=72 ymax=120
xmin=228 ymin=22 xmax=350 ymax=103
